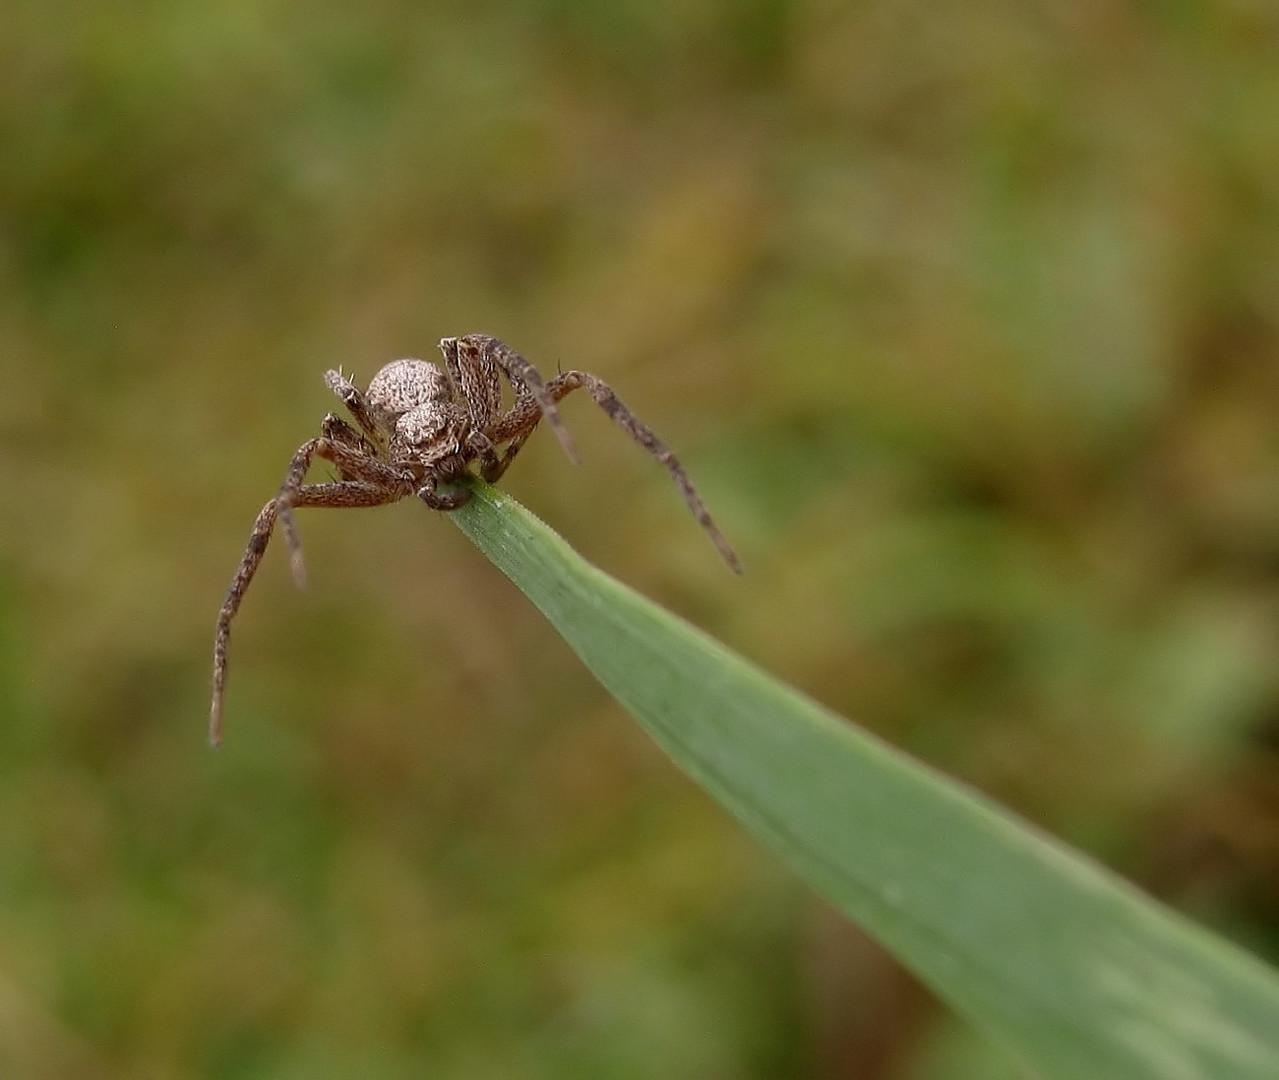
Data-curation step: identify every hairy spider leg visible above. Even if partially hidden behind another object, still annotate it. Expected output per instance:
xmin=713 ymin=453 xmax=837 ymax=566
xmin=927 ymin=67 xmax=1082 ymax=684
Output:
xmin=436 ymin=339 xmax=504 ymax=478
xmin=450 ymin=333 xmax=580 ymax=466
xmin=463 ymin=430 xmax=504 ymax=479
xmin=210 ymin=480 xmax=410 ymax=746
xmin=320 ymin=413 xmax=379 ymax=456
xmin=439 ymin=336 xmax=501 ymax=430
xmin=274 ymin=436 xmax=416 ymax=587
xmin=487 ymin=370 xmax=743 ymax=574
xmin=324 ymin=369 xmax=386 ymax=447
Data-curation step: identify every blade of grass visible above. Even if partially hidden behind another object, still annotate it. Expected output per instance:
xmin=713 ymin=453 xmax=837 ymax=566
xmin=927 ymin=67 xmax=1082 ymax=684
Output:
xmin=449 ymin=481 xmax=1279 ymax=1079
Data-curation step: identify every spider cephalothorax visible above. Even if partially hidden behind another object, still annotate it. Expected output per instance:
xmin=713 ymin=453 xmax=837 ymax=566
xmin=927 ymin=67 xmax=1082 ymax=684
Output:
xmin=210 ymin=333 xmax=740 ymax=744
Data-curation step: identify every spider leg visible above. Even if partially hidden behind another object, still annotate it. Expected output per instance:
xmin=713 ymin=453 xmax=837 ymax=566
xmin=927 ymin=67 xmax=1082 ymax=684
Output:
xmin=449 ymin=334 xmax=580 ymax=465
xmin=210 ymin=479 xmax=409 ymax=746
xmin=461 ymin=430 xmax=503 ymax=479
xmin=440 ymin=336 xmax=501 ymax=432
xmin=437 ymin=339 xmax=507 ymax=481
xmin=489 ymin=371 xmax=742 ymax=573
xmin=275 ymin=436 xmax=415 ymax=587
xmin=211 ymin=497 xmax=276 ymax=747
xmin=476 ymin=408 xmax=538 ymax=483
xmin=321 ymin=413 xmax=377 ymax=456
xmin=325 ymin=369 xmax=384 ymax=445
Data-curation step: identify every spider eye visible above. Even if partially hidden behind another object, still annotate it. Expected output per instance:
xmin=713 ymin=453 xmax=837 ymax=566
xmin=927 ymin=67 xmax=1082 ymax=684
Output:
xmin=367 ymin=359 xmax=448 ymax=414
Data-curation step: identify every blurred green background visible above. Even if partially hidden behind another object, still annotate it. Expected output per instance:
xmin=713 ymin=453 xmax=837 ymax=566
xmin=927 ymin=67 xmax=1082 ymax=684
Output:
xmin=3 ymin=1 xmax=1278 ymax=1076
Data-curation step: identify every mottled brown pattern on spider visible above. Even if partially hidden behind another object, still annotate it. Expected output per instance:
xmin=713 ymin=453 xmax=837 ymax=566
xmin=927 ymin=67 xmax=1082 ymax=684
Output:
xmin=210 ymin=333 xmax=742 ymax=744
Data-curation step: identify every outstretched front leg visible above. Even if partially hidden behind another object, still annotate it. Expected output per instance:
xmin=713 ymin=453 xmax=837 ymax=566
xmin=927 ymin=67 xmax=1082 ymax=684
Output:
xmin=488 ymin=370 xmax=743 ymax=574
xmin=210 ymin=479 xmax=411 ymax=746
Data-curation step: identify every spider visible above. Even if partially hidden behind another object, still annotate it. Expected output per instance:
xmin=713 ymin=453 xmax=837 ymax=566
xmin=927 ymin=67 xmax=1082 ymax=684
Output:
xmin=210 ymin=332 xmax=741 ymax=744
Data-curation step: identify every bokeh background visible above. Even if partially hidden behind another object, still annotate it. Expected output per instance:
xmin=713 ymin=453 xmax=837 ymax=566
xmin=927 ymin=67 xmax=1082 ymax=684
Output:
xmin=3 ymin=1 xmax=1279 ymax=1076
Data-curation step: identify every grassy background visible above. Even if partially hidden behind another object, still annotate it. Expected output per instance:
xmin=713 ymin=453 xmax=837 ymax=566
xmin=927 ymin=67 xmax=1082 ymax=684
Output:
xmin=2 ymin=2 xmax=1278 ymax=1076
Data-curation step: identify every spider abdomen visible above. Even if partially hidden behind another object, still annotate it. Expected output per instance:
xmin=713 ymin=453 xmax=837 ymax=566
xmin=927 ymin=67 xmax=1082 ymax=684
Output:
xmin=367 ymin=359 xmax=451 ymax=415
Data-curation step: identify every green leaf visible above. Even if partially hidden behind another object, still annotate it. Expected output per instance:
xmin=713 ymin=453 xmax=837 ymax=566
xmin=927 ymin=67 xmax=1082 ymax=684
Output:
xmin=450 ymin=481 xmax=1279 ymax=1079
